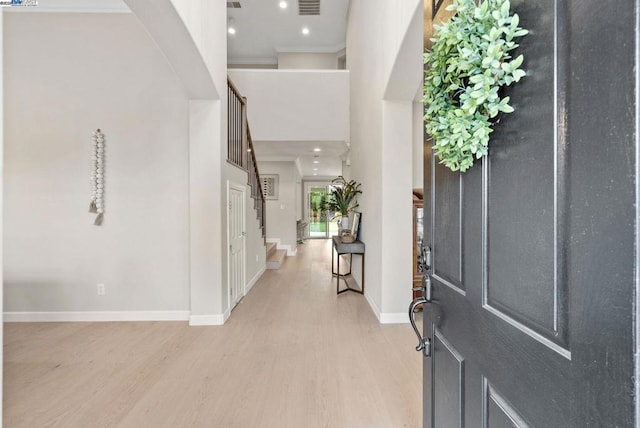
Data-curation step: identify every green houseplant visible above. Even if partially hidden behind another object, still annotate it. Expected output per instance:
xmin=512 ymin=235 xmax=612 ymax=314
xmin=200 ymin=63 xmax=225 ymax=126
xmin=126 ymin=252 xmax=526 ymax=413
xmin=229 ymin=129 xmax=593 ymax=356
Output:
xmin=423 ymin=0 xmax=528 ymax=172
xmin=324 ymin=176 xmax=362 ymax=229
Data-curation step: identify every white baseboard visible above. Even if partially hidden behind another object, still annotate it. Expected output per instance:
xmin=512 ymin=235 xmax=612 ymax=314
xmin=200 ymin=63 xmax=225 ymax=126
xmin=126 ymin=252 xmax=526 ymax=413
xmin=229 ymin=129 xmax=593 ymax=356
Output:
xmin=4 ymin=310 xmax=190 ymax=323
xmin=363 ymin=294 xmax=409 ymax=324
xmin=379 ymin=312 xmax=409 ymax=324
xmin=246 ymin=265 xmax=266 ymax=293
xmin=287 ymin=247 xmax=297 ymax=256
xmin=364 ymin=292 xmax=381 ymax=321
xmin=189 ymin=313 xmax=226 ymax=326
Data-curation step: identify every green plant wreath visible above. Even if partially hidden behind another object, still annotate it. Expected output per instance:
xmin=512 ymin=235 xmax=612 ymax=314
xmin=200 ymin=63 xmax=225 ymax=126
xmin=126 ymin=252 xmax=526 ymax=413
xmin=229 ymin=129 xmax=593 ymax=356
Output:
xmin=423 ymin=0 xmax=528 ymax=172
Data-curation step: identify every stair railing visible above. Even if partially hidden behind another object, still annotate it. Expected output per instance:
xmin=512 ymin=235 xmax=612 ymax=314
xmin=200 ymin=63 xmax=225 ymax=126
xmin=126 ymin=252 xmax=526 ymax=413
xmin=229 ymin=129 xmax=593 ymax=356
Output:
xmin=227 ymin=77 xmax=266 ymax=239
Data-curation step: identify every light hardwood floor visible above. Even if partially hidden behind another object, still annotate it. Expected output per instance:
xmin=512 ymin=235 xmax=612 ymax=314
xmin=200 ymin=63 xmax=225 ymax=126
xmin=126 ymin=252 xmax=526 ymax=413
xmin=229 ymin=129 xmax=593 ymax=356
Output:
xmin=4 ymin=239 xmax=422 ymax=427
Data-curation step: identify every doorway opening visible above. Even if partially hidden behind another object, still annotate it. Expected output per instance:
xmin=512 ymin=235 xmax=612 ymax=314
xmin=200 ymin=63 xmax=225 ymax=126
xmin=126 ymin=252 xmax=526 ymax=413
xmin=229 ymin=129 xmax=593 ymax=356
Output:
xmin=305 ymin=183 xmax=339 ymax=239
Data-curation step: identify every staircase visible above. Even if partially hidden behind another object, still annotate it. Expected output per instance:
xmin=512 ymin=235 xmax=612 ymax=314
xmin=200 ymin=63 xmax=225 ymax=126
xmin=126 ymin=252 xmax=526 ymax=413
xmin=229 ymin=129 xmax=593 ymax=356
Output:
xmin=266 ymin=242 xmax=287 ymax=270
xmin=229 ymin=77 xmax=283 ymax=271
xmin=227 ymin=77 xmax=266 ymax=241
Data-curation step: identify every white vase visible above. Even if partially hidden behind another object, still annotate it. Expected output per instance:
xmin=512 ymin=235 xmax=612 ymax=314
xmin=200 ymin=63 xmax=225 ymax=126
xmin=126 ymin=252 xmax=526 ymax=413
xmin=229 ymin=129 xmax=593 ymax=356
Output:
xmin=340 ymin=216 xmax=349 ymax=230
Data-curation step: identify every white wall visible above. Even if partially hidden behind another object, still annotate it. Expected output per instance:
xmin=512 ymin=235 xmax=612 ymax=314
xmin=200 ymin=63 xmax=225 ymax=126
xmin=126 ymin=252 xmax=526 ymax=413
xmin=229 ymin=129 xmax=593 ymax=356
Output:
xmin=413 ymin=100 xmax=424 ymax=189
xmin=169 ymin=0 xmax=229 ymax=323
xmin=0 ymin=8 xmax=5 ymax=421
xmin=347 ymin=0 xmax=385 ymax=317
xmin=259 ymin=161 xmax=299 ymax=253
xmin=278 ymin=52 xmax=339 ymax=69
xmin=4 ymin=13 xmax=190 ymax=315
xmin=295 ymin=169 xmax=302 ymax=221
xmin=170 ymin=0 xmax=228 ymax=90
xmin=347 ymin=0 xmax=422 ymax=323
xmin=227 ymin=70 xmax=349 ymax=143
xmin=124 ymin=0 xmax=228 ymax=323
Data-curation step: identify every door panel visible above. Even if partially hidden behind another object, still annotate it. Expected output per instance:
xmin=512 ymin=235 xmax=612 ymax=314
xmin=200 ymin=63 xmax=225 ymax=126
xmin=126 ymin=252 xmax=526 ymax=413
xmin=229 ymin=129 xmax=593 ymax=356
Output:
xmin=432 ymin=329 xmax=465 ymax=428
xmin=483 ymin=0 xmax=567 ymax=346
xmin=483 ymin=379 xmax=530 ymax=428
xmin=419 ymin=0 xmax=638 ymax=426
xmin=229 ymin=186 xmax=245 ymax=308
xmin=433 ymin=163 xmax=464 ymax=292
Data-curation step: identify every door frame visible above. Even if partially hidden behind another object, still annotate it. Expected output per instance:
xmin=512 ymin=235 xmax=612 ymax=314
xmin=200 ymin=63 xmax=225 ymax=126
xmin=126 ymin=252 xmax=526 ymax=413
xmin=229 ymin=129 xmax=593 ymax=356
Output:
xmin=227 ymin=181 xmax=246 ymax=310
xmin=303 ymin=180 xmax=335 ymax=239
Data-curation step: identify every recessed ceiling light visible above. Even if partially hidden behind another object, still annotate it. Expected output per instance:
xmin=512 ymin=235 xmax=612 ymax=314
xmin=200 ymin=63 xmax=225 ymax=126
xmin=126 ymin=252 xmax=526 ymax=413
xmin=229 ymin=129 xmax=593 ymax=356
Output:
xmin=302 ymin=27 xmax=310 ymax=35
xmin=313 ymin=173 xmax=318 ymax=176
xmin=228 ymin=27 xmax=236 ymax=35
xmin=313 ymin=168 xmax=318 ymax=171
xmin=228 ymin=17 xmax=236 ymax=35
xmin=279 ymin=1 xmax=287 ymax=8
xmin=313 ymin=160 xmax=319 ymax=164
xmin=313 ymin=147 xmax=321 ymax=152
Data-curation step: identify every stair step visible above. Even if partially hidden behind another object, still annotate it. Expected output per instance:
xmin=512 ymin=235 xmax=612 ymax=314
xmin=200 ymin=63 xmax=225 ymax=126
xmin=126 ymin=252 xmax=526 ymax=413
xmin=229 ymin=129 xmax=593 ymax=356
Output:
xmin=266 ymin=242 xmax=277 ymax=258
xmin=266 ymin=249 xmax=287 ymax=270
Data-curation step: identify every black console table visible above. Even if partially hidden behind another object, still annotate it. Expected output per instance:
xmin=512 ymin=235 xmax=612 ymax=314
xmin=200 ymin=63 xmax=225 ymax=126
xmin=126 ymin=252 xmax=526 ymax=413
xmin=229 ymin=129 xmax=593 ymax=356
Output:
xmin=331 ymin=235 xmax=365 ymax=295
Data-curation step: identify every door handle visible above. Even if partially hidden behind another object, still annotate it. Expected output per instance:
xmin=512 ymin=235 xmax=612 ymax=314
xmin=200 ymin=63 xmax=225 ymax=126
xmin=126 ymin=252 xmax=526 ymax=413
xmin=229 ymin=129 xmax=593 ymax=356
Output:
xmin=409 ymin=273 xmax=432 ymax=358
xmin=409 ymin=296 xmax=431 ymax=358
xmin=421 ymin=244 xmax=431 ymax=271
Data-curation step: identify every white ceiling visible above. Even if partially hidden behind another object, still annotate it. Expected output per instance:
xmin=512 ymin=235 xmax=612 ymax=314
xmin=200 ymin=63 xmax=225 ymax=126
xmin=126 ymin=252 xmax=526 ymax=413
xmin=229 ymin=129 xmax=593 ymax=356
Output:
xmin=12 ymin=0 xmax=349 ymax=179
xmin=227 ymin=0 xmax=349 ymax=65
xmin=253 ymin=141 xmax=348 ymax=178
xmin=229 ymin=1 xmax=351 ymax=179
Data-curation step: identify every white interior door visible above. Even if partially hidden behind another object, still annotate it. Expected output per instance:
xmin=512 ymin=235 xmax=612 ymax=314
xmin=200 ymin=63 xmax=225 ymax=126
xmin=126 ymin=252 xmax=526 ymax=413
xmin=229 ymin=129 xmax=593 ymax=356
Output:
xmin=228 ymin=184 xmax=245 ymax=309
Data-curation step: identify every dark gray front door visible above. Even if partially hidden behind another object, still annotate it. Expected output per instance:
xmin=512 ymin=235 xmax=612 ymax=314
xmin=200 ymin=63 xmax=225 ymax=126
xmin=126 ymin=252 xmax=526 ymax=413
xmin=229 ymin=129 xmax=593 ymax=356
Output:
xmin=418 ymin=1 xmax=638 ymax=426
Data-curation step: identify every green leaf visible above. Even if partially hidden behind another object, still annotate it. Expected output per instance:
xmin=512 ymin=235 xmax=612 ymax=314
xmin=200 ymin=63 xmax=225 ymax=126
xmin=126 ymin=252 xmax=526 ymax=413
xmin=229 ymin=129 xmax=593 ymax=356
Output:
xmin=510 ymin=54 xmax=524 ymax=69
xmin=512 ymin=69 xmax=526 ymax=82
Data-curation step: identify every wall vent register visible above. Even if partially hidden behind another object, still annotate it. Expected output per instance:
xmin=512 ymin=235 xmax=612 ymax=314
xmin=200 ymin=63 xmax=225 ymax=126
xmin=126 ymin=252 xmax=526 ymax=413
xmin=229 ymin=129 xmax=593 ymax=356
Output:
xmin=298 ymin=0 xmax=320 ymax=15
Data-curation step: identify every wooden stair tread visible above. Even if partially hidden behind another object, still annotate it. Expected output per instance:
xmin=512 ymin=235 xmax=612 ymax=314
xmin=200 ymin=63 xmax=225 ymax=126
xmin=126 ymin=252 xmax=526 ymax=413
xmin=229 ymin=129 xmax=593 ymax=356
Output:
xmin=266 ymin=248 xmax=286 ymax=270
xmin=266 ymin=242 xmax=277 ymax=258
xmin=267 ymin=249 xmax=286 ymax=262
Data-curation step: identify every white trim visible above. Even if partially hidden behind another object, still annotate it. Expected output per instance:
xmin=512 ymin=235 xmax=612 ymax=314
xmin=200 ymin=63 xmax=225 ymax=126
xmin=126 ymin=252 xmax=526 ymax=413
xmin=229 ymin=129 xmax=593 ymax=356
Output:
xmin=287 ymin=246 xmax=297 ymax=256
xmin=246 ymin=265 xmax=266 ymax=293
xmin=363 ymin=294 xmax=409 ymax=324
xmin=266 ymin=237 xmax=281 ymax=245
xmin=379 ymin=312 xmax=409 ymax=324
xmin=364 ymin=292 xmax=381 ymax=322
xmin=4 ymin=8 xmax=131 ymax=14
xmin=228 ymin=57 xmax=278 ymax=65
xmin=275 ymin=43 xmax=347 ymax=54
xmin=4 ymin=311 xmax=190 ymax=322
xmin=294 ymin=158 xmax=304 ymax=178
xmin=189 ymin=314 xmax=225 ymax=326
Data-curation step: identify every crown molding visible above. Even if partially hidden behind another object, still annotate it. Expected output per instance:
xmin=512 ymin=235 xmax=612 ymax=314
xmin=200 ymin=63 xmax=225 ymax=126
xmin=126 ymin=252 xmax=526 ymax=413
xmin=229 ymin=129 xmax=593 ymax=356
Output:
xmin=228 ymin=56 xmax=278 ymax=65
xmin=275 ymin=42 xmax=346 ymax=54
xmin=4 ymin=0 xmax=130 ymax=13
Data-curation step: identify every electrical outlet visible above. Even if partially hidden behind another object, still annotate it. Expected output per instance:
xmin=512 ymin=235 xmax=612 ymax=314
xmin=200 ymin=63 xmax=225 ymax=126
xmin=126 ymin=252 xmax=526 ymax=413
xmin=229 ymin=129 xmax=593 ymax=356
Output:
xmin=256 ymin=255 xmax=259 ymax=262
xmin=97 ymin=283 xmax=105 ymax=296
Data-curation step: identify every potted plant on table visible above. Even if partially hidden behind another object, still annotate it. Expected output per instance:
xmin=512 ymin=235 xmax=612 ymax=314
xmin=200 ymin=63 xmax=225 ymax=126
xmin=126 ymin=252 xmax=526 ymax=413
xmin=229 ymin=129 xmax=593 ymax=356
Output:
xmin=324 ymin=176 xmax=362 ymax=236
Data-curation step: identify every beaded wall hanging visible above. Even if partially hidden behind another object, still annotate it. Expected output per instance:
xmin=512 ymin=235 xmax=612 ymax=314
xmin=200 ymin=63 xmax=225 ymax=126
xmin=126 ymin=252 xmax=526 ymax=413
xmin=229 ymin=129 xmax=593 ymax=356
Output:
xmin=89 ymin=129 xmax=105 ymax=225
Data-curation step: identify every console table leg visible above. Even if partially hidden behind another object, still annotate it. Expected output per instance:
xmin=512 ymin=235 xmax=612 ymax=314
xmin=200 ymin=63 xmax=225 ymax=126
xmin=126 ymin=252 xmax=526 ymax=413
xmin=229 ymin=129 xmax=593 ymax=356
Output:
xmin=337 ymin=251 xmax=341 ymax=294
xmin=362 ymin=253 xmax=365 ymax=295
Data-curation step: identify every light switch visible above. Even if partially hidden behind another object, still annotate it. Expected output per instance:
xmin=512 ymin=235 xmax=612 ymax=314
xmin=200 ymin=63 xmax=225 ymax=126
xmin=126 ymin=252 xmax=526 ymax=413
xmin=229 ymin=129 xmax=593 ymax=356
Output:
xmin=280 ymin=204 xmax=285 ymax=210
